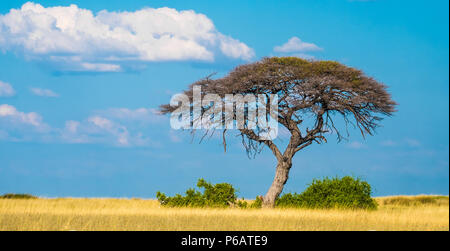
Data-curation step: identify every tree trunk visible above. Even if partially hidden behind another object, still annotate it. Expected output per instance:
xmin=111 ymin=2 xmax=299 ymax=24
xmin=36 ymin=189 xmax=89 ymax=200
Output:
xmin=262 ymin=159 xmax=292 ymax=208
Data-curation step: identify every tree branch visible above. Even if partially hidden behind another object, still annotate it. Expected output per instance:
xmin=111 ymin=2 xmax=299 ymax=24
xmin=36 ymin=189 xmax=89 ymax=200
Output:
xmin=240 ymin=129 xmax=283 ymax=161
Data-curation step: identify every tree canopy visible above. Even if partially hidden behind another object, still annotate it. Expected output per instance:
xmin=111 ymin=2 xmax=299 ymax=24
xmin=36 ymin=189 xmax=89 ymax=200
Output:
xmin=160 ymin=57 xmax=397 ymax=207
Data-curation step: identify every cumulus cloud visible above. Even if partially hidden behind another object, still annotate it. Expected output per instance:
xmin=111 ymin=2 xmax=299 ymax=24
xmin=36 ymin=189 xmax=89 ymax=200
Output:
xmin=0 ymin=104 xmax=145 ymax=146
xmin=0 ymin=104 xmax=44 ymax=127
xmin=84 ymin=107 xmax=166 ymax=146
xmin=60 ymin=107 xmax=166 ymax=147
xmin=61 ymin=116 xmax=149 ymax=147
xmin=0 ymin=104 xmax=167 ymax=147
xmin=0 ymin=81 xmax=15 ymax=97
xmin=30 ymin=87 xmax=59 ymax=97
xmin=0 ymin=104 xmax=51 ymax=141
xmin=0 ymin=2 xmax=254 ymax=72
xmin=274 ymin=37 xmax=322 ymax=53
xmin=89 ymin=116 xmax=131 ymax=146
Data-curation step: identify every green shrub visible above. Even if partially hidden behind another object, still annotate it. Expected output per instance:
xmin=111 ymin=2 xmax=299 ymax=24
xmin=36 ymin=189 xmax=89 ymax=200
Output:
xmin=250 ymin=196 xmax=263 ymax=208
xmin=234 ymin=196 xmax=263 ymax=209
xmin=0 ymin=193 xmax=38 ymax=199
xmin=157 ymin=179 xmax=239 ymax=208
xmin=276 ymin=176 xmax=377 ymax=209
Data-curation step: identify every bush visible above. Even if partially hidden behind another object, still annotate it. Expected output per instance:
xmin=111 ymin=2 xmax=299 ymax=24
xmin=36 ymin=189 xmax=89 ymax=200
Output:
xmin=0 ymin=193 xmax=38 ymax=199
xmin=250 ymin=196 xmax=263 ymax=208
xmin=157 ymin=179 xmax=239 ymax=208
xmin=276 ymin=176 xmax=377 ymax=209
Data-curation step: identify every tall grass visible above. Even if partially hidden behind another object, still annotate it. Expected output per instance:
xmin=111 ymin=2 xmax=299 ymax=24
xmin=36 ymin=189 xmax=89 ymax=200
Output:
xmin=378 ymin=195 xmax=449 ymax=207
xmin=0 ymin=195 xmax=448 ymax=231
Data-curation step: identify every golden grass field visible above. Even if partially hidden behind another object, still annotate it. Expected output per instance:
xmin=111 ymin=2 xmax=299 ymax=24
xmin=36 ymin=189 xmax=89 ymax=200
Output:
xmin=0 ymin=195 xmax=448 ymax=231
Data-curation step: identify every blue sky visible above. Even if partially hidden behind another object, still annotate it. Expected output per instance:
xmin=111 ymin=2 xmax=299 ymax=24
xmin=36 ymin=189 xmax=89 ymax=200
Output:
xmin=0 ymin=0 xmax=448 ymax=198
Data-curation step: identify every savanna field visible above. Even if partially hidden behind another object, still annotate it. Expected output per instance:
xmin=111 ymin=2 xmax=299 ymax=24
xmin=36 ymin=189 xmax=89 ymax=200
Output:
xmin=0 ymin=195 xmax=448 ymax=231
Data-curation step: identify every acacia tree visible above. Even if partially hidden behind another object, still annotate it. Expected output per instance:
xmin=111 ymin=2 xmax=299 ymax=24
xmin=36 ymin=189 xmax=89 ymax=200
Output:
xmin=160 ymin=57 xmax=396 ymax=208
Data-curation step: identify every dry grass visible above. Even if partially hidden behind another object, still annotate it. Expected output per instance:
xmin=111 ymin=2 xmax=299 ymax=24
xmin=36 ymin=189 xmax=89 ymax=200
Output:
xmin=0 ymin=195 xmax=448 ymax=231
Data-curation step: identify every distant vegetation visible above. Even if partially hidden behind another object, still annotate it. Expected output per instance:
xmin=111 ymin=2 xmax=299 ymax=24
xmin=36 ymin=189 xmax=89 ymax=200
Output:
xmin=0 ymin=194 xmax=38 ymax=199
xmin=378 ymin=195 xmax=449 ymax=207
xmin=157 ymin=176 xmax=377 ymax=209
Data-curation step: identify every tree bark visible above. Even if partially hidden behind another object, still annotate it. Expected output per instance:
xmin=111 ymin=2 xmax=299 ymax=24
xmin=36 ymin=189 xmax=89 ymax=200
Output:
xmin=262 ymin=158 xmax=292 ymax=208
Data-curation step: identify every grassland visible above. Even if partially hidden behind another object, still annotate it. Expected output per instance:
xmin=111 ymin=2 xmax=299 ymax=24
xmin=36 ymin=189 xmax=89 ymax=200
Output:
xmin=0 ymin=195 xmax=448 ymax=231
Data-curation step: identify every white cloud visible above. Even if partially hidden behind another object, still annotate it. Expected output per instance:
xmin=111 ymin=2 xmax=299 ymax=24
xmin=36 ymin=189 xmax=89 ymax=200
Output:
xmin=30 ymin=87 xmax=59 ymax=97
xmin=88 ymin=116 xmax=115 ymax=130
xmin=64 ymin=120 xmax=80 ymax=134
xmin=0 ymin=104 xmax=166 ymax=147
xmin=89 ymin=116 xmax=131 ymax=146
xmin=274 ymin=37 xmax=322 ymax=53
xmin=61 ymin=120 xmax=91 ymax=144
xmin=61 ymin=115 xmax=151 ymax=147
xmin=80 ymin=63 xmax=121 ymax=72
xmin=62 ymin=107 xmax=166 ymax=146
xmin=82 ymin=108 xmax=166 ymax=146
xmin=218 ymin=34 xmax=254 ymax=60
xmin=0 ymin=104 xmax=51 ymax=141
xmin=0 ymin=104 xmax=44 ymax=127
xmin=0 ymin=81 xmax=15 ymax=97
xmin=0 ymin=2 xmax=254 ymax=72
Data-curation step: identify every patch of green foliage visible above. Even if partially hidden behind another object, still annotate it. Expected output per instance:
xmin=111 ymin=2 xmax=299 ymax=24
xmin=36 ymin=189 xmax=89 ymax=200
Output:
xmin=157 ymin=179 xmax=247 ymax=208
xmin=157 ymin=176 xmax=377 ymax=210
xmin=276 ymin=176 xmax=377 ymax=210
xmin=235 ymin=196 xmax=263 ymax=209
xmin=251 ymin=196 xmax=263 ymax=208
xmin=0 ymin=193 xmax=38 ymax=199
